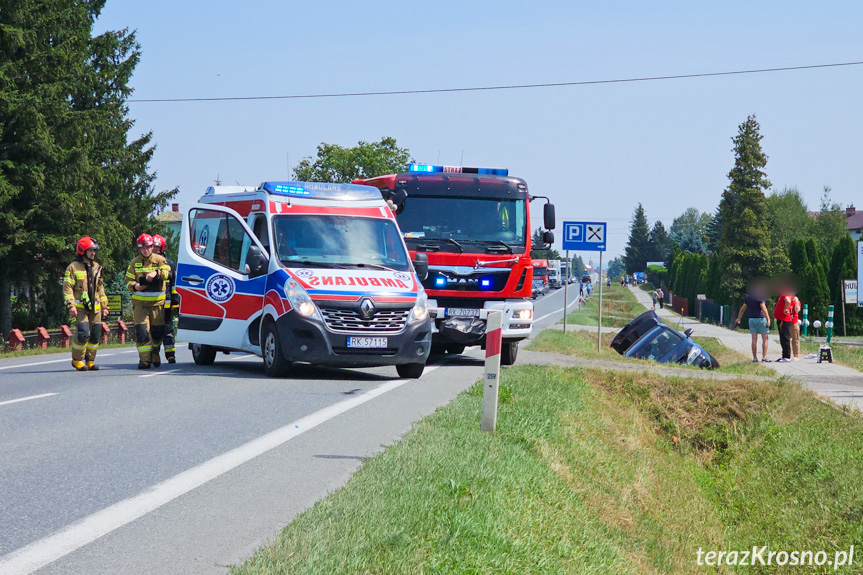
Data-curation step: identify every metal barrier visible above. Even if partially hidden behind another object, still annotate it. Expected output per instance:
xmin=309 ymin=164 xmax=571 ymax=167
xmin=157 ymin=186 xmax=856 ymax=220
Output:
xmin=5 ymin=322 xmax=129 ymax=354
xmin=698 ymin=300 xmax=728 ymax=326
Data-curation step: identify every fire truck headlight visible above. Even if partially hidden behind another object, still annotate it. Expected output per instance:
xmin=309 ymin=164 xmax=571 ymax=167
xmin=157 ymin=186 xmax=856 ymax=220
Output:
xmin=411 ymin=290 xmax=429 ymax=322
xmin=285 ymin=279 xmax=321 ymax=321
xmin=513 ymin=309 xmax=533 ymax=320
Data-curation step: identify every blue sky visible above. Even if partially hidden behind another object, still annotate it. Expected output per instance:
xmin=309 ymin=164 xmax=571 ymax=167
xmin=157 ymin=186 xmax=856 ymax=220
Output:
xmin=93 ymin=1 xmax=863 ymax=261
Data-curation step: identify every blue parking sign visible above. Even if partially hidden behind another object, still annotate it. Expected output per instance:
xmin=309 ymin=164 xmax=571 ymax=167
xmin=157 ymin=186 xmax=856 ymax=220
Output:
xmin=562 ymin=221 xmax=606 ymax=252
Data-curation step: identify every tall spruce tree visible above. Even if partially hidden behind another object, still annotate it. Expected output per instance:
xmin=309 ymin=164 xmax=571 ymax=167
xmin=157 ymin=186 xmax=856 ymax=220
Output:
xmin=715 ymin=115 xmax=772 ymax=302
xmin=624 ymin=203 xmax=651 ymax=273
xmin=0 ymin=0 xmax=176 ymax=332
xmin=648 ymin=221 xmax=672 ymax=264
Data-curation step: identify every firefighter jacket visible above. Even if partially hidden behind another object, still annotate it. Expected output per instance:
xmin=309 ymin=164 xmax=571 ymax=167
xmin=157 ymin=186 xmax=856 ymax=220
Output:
xmin=63 ymin=259 xmax=108 ymax=312
xmin=164 ymin=257 xmax=179 ymax=311
xmin=126 ymin=253 xmax=171 ymax=306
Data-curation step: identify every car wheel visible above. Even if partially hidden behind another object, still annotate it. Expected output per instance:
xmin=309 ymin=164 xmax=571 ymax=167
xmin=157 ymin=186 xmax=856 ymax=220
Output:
xmin=445 ymin=344 xmax=466 ymax=355
xmin=396 ymin=363 xmax=425 ymax=379
xmin=191 ymin=343 xmax=217 ymax=366
xmin=501 ymin=341 xmax=518 ymax=366
xmin=263 ymin=322 xmax=291 ymax=377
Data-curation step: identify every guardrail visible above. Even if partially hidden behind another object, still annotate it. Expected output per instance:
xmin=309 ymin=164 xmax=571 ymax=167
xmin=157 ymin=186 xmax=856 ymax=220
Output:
xmin=4 ymin=322 xmax=129 ymax=354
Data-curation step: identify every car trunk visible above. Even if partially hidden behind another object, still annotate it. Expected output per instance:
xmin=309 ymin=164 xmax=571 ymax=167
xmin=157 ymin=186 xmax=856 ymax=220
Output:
xmin=610 ymin=310 xmax=662 ymax=354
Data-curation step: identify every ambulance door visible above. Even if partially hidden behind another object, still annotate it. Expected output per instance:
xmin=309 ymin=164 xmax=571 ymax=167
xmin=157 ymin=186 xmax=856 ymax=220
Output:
xmin=177 ymin=204 xmax=268 ymax=352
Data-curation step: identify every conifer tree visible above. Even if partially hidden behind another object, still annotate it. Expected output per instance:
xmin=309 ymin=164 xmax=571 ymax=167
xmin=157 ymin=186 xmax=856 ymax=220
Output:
xmin=715 ymin=115 xmax=772 ymax=302
xmin=624 ymin=203 xmax=651 ymax=274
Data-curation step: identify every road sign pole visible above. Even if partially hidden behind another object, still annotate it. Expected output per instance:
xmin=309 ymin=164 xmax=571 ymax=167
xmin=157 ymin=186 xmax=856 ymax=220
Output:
xmin=563 ymin=250 xmax=569 ymax=334
xmin=597 ymin=251 xmax=603 ymax=352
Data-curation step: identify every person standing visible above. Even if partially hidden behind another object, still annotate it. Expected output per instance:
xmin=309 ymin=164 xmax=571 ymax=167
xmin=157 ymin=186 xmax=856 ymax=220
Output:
xmin=773 ymin=289 xmax=793 ymax=362
xmin=657 ymin=288 xmax=664 ymax=309
xmin=126 ymin=234 xmax=171 ymax=369
xmin=790 ymin=293 xmax=802 ymax=360
xmin=63 ymin=237 xmax=109 ymax=371
xmin=735 ymin=283 xmax=771 ymax=362
xmin=651 ymin=289 xmax=657 ymax=310
xmin=153 ymin=235 xmax=179 ymax=364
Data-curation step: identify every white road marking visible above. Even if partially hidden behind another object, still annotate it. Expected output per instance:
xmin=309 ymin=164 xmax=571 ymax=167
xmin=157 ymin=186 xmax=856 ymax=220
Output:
xmin=0 ymin=393 xmax=58 ymax=407
xmin=0 ymin=350 xmax=136 ymax=372
xmin=138 ymin=369 xmax=182 ymax=378
xmin=535 ymin=291 xmax=581 ymax=324
xmin=0 ymin=364 xmax=441 ymax=575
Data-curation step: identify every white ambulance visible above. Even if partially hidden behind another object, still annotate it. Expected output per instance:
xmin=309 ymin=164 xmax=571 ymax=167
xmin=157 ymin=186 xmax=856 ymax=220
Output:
xmin=176 ymin=181 xmax=432 ymax=378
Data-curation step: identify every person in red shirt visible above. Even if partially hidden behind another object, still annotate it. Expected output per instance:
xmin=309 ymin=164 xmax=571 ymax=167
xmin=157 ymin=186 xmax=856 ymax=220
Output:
xmin=773 ymin=281 xmax=794 ymax=362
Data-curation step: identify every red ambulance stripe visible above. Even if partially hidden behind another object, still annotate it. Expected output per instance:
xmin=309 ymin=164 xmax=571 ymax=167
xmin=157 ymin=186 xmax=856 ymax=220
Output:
xmin=223 ymin=293 xmax=263 ymax=320
xmin=177 ymin=287 xmax=226 ymax=319
xmin=265 ymin=290 xmax=286 ymax=315
xmin=485 ymin=328 xmax=502 ymax=358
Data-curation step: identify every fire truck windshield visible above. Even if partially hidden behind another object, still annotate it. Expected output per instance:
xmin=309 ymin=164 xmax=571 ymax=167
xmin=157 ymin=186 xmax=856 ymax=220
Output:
xmin=272 ymin=215 xmax=411 ymax=271
xmin=397 ymin=197 xmax=526 ymax=252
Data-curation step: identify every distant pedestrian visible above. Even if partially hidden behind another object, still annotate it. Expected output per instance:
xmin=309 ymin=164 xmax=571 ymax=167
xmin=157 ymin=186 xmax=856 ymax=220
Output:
xmin=579 ymin=281 xmax=584 ymax=297
xmin=651 ymin=289 xmax=658 ymax=310
xmin=735 ymin=280 xmax=771 ymax=362
xmin=656 ymin=288 xmax=664 ymax=309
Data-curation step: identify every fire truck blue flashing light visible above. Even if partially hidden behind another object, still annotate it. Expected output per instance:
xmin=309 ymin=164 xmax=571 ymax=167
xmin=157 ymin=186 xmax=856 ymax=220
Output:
xmin=481 ymin=279 xmax=492 ymax=288
xmin=435 ymin=277 xmax=447 ymax=287
xmin=409 ymin=164 xmax=509 ymax=176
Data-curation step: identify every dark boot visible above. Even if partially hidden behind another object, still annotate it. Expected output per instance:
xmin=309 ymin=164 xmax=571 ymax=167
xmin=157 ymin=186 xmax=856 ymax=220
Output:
xmin=151 ymin=353 xmax=161 ymax=368
xmin=138 ymin=361 xmax=151 ymax=370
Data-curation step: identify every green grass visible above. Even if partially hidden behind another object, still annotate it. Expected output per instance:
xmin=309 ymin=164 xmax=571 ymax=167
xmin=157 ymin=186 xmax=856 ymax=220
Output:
xmin=566 ymin=284 xmax=643 ymax=328
xmin=527 ymin=329 xmax=774 ymax=377
xmin=230 ymin=366 xmax=863 ymax=575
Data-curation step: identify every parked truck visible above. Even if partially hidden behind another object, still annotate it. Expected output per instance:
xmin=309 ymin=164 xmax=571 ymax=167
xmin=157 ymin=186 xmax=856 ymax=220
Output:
xmin=356 ymin=164 xmax=555 ymax=365
xmin=548 ymin=259 xmax=561 ymax=289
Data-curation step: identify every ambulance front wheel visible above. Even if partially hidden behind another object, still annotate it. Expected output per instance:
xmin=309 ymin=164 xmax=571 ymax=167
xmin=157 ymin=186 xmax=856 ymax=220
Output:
xmin=263 ymin=323 xmax=291 ymax=377
xmin=396 ymin=362 xmax=424 ymax=379
xmin=191 ymin=343 xmax=217 ymax=366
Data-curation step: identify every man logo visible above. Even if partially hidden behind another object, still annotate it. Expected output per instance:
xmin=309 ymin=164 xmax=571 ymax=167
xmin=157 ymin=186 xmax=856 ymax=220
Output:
xmin=359 ymin=298 xmax=375 ymax=319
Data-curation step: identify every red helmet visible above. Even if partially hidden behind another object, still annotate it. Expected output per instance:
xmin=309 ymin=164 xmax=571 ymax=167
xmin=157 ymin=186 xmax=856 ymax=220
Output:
xmin=76 ymin=236 xmax=99 ymax=256
xmin=153 ymin=234 xmax=166 ymax=252
xmin=137 ymin=233 xmax=154 ymax=248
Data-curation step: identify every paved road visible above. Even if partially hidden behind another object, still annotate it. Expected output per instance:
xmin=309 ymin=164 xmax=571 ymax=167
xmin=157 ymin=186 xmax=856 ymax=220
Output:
xmin=0 ymin=287 xmax=580 ymax=575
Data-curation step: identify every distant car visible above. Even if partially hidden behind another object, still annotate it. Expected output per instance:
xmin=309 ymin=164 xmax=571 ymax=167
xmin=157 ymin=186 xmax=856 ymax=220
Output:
xmin=581 ymin=275 xmax=591 ymax=283
xmin=611 ymin=310 xmax=719 ymax=369
xmin=531 ymin=279 xmax=546 ymax=299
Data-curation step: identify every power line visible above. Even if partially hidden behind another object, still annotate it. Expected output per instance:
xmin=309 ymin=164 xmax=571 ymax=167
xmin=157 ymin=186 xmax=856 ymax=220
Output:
xmin=128 ymin=61 xmax=863 ymax=103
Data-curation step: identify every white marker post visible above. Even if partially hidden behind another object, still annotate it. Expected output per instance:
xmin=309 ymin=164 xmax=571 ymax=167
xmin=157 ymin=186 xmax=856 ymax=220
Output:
xmin=481 ymin=311 xmax=503 ymax=432
xmin=563 ymin=250 xmax=569 ymax=334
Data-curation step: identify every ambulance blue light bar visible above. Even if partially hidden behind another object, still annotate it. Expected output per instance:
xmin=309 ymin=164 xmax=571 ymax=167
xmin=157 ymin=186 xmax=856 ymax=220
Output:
xmin=261 ymin=181 xmax=380 ymax=201
xmin=409 ymin=164 xmax=509 ymax=176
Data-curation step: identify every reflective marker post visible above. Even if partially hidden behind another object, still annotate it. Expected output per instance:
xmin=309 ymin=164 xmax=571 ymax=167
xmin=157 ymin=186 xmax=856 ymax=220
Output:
xmin=481 ymin=311 xmax=503 ymax=432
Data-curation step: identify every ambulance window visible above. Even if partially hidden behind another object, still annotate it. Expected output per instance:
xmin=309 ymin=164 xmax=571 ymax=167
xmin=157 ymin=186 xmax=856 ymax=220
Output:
xmin=189 ymin=208 xmax=252 ymax=273
xmin=252 ymin=215 xmax=270 ymax=254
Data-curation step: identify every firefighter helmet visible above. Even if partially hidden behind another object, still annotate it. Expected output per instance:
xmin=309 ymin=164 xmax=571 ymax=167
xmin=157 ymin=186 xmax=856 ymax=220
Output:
xmin=76 ymin=237 xmax=99 ymax=256
xmin=137 ymin=233 xmax=154 ymax=248
xmin=153 ymin=234 xmax=166 ymax=253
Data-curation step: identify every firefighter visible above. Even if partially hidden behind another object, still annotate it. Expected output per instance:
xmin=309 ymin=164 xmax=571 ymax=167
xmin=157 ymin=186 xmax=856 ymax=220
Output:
xmin=63 ymin=237 xmax=109 ymax=371
xmin=126 ymin=234 xmax=171 ymax=369
xmin=153 ymin=234 xmax=179 ymax=364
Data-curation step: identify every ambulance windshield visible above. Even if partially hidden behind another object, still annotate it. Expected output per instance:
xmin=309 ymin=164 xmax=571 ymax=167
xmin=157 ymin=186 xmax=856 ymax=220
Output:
xmin=272 ymin=215 xmax=412 ymax=271
xmin=396 ymin=197 xmax=526 ymax=252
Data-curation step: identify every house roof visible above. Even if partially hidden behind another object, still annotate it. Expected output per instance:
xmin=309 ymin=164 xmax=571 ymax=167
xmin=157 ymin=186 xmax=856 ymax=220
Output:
xmin=847 ymin=211 xmax=863 ymax=231
xmin=156 ymin=211 xmax=183 ymax=223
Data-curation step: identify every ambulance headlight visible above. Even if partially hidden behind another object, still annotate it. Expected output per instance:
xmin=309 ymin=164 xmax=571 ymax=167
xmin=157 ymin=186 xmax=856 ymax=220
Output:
xmin=410 ymin=289 xmax=429 ymax=322
xmin=285 ymin=279 xmax=321 ymax=321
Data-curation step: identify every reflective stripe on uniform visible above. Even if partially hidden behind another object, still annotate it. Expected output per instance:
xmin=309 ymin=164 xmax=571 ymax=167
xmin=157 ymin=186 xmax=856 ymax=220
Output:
xmin=132 ymin=291 xmax=166 ymax=302
xmin=137 ymin=344 xmax=152 ymax=352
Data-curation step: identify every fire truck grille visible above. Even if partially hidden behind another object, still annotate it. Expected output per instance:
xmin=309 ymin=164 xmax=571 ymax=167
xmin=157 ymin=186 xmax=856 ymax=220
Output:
xmin=320 ymin=308 xmax=410 ymax=333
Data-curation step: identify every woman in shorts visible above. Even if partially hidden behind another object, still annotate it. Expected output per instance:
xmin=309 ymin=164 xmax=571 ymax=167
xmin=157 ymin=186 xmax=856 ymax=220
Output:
xmin=735 ymin=281 xmax=771 ymax=362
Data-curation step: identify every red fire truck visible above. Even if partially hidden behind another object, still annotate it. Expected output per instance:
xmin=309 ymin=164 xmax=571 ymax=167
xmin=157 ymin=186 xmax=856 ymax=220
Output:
xmin=356 ymin=164 xmax=555 ymax=365
xmin=532 ymin=259 xmax=549 ymax=288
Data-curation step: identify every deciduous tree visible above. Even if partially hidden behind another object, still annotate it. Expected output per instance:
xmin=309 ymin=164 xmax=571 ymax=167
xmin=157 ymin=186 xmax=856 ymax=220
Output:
xmin=293 ymin=137 xmax=413 ymax=183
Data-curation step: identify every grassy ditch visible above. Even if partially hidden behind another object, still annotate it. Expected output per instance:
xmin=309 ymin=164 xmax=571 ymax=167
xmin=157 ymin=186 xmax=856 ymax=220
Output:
xmin=566 ymin=284 xmax=642 ymax=328
xmin=231 ymin=366 xmax=863 ymax=574
xmin=527 ymin=328 xmax=774 ymax=377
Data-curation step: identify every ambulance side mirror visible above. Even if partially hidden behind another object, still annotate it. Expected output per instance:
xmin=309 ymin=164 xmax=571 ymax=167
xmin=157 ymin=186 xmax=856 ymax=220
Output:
xmin=412 ymin=252 xmax=428 ymax=281
xmin=246 ymin=246 xmax=267 ymax=278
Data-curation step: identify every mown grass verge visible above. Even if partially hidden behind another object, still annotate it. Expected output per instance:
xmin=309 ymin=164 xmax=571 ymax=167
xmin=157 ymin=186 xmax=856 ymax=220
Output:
xmin=527 ymin=328 xmax=774 ymax=377
xmin=230 ymin=366 xmax=863 ymax=574
xmin=566 ymin=284 xmax=642 ymax=328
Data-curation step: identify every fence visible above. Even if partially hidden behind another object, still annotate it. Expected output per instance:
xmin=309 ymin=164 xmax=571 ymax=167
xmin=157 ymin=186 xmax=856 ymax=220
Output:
xmin=670 ymin=293 xmax=689 ymax=317
xmin=697 ymin=300 xmax=731 ymax=327
xmin=4 ymin=322 xmax=130 ymax=354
